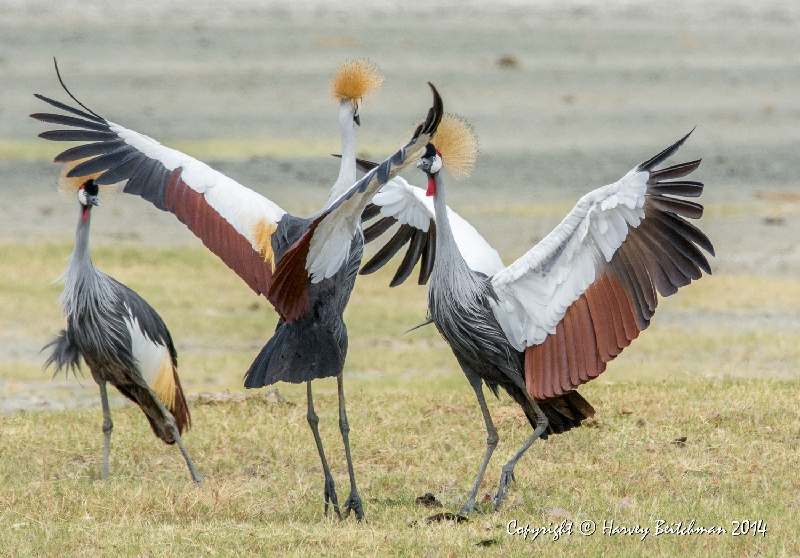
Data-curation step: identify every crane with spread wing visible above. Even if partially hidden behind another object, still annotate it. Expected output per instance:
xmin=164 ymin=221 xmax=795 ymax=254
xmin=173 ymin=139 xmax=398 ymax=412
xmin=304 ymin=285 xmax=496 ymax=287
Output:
xmin=361 ymin=116 xmax=713 ymax=514
xmin=32 ymin=61 xmax=442 ymax=520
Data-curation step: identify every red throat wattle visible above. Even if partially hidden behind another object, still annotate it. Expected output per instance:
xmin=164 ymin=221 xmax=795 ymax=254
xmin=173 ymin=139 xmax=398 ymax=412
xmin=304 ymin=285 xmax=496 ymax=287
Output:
xmin=426 ymin=177 xmax=436 ymax=197
xmin=82 ymin=207 xmax=89 ymax=222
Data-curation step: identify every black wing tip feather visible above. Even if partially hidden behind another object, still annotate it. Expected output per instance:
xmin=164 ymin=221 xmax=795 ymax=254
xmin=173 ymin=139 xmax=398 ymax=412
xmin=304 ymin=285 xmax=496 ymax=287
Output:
xmin=31 ymin=60 xmax=106 ymax=124
xmin=52 ymin=57 xmax=103 ymax=120
xmin=411 ymin=83 xmax=443 ymax=140
xmin=638 ymin=127 xmax=696 ymax=173
xmin=355 ymin=157 xmax=379 ymax=173
xmin=330 ymin=154 xmax=379 ymax=174
xmin=362 ymin=215 xmax=397 ymax=243
xmin=361 ymin=203 xmax=382 ymax=223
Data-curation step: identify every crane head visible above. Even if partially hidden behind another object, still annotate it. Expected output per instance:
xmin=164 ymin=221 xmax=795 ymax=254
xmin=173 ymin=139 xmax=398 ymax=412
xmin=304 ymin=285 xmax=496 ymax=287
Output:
xmin=331 ymin=60 xmax=383 ymax=127
xmin=411 ymin=112 xmax=477 ymax=194
xmin=78 ymin=179 xmax=99 ymax=220
xmin=417 ymin=144 xmax=442 ymax=196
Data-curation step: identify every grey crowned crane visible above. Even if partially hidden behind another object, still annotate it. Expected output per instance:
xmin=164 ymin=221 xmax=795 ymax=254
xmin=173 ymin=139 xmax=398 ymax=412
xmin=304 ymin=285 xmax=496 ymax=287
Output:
xmin=44 ymin=178 xmax=201 ymax=485
xmin=31 ymin=63 xmax=442 ymax=520
xmin=360 ymin=116 xmax=714 ymax=514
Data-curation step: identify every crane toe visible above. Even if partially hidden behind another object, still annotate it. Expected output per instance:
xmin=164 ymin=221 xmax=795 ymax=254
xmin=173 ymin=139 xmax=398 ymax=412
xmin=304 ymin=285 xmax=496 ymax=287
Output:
xmin=343 ymin=491 xmax=366 ymax=522
xmin=323 ymin=475 xmax=342 ymax=519
xmin=492 ymin=465 xmax=517 ymax=509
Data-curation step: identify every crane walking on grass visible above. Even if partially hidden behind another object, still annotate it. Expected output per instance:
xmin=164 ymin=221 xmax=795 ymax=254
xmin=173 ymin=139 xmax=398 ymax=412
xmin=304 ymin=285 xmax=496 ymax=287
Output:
xmin=44 ymin=178 xmax=201 ymax=485
xmin=361 ymin=117 xmax=714 ymax=514
xmin=32 ymin=61 xmax=442 ymax=519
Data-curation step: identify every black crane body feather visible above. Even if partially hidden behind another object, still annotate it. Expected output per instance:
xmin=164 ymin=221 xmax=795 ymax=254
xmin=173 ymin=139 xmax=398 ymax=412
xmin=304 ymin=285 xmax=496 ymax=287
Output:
xmin=428 ymin=265 xmax=590 ymax=438
xmin=245 ymin=221 xmax=364 ymax=387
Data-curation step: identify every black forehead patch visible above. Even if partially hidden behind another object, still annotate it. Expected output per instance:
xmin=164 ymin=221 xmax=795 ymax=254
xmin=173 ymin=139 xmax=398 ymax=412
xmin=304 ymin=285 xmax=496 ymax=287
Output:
xmin=83 ymin=179 xmax=99 ymax=196
xmin=423 ymin=143 xmax=437 ymax=158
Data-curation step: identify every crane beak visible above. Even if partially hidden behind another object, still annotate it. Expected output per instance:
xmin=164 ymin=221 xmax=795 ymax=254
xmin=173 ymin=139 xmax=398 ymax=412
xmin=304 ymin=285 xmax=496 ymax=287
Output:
xmin=353 ymin=113 xmax=361 ymax=127
xmin=87 ymin=195 xmax=99 ymax=207
xmin=416 ymin=156 xmax=432 ymax=172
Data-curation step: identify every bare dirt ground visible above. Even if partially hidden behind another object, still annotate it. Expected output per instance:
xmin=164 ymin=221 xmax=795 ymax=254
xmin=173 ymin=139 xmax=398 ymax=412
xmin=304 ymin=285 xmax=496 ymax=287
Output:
xmin=2 ymin=0 xmax=800 ymax=411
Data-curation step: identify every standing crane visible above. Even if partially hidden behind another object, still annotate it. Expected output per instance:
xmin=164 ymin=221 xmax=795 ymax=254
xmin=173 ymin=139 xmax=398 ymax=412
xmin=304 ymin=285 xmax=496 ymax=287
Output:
xmin=44 ymin=177 xmax=201 ymax=485
xmin=359 ymin=115 xmax=714 ymax=514
xmin=31 ymin=63 xmax=443 ymax=520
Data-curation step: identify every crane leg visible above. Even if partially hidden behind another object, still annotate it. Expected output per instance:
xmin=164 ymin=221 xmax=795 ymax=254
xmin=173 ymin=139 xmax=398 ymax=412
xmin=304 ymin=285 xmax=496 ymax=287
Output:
xmin=337 ymin=374 xmax=365 ymax=522
xmin=147 ymin=390 xmax=202 ymax=485
xmin=99 ymin=380 xmax=113 ymax=480
xmin=492 ymin=398 xmax=548 ymax=509
xmin=169 ymin=421 xmax=202 ymax=486
xmin=460 ymin=369 xmax=498 ymax=515
xmin=306 ymin=381 xmax=341 ymax=518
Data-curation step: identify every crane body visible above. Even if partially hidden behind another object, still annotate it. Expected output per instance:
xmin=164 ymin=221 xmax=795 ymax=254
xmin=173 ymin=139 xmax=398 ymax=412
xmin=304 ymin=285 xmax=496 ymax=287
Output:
xmin=45 ymin=180 xmax=201 ymax=484
xmin=363 ymin=120 xmax=713 ymax=514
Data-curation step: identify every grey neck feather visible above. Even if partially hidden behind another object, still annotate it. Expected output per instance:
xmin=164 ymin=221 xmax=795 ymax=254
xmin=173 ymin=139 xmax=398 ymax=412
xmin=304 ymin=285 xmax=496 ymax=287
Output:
xmin=429 ymin=173 xmax=487 ymax=305
xmin=324 ymin=99 xmax=357 ymax=209
xmin=61 ymin=205 xmax=114 ymax=317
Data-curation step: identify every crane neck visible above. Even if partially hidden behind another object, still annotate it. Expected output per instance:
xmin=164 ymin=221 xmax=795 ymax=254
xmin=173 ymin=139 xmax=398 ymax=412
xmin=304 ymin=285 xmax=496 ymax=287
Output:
xmin=430 ymin=172 xmax=467 ymax=273
xmin=60 ymin=203 xmax=102 ymax=317
xmin=325 ymin=99 xmax=358 ymax=209
xmin=70 ymin=204 xmax=94 ymax=271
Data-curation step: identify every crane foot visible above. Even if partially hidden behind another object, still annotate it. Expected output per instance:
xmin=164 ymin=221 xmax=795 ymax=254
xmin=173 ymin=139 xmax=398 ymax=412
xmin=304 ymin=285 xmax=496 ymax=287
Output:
xmin=324 ymin=475 xmax=342 ymax=519
xmin=343 ymin=490 xmax=366 ymax=522
xmin=492 ymin=465 xmax=516 ymax=509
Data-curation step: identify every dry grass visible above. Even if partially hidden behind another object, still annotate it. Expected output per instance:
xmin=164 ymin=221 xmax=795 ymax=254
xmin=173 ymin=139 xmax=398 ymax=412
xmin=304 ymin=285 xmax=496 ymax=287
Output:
xmin=1 ymin=378 xmax=797 ymax=556
xmin=0 ymin=243 xmax=798 ymax=556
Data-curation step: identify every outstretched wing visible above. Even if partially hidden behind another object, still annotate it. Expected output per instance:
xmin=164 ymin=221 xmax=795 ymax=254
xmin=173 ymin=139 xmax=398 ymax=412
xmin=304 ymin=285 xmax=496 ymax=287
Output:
xmin=31 ymin=94 xmax=289 ymax=298
xmin=360 ymin=175 xmax=504 ymax=285
xmin=489 ymin=131 xmax=714 ymax=402
xmin=268 ymin=83 xmax=444 ymax=322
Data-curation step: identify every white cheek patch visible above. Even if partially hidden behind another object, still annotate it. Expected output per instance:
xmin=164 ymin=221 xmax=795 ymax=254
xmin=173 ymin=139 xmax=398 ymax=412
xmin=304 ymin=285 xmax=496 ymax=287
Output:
xmin=430 ymin=155 xmax=443 ymax=174
xmin=78 ymin=189 xmax=87 ymax=205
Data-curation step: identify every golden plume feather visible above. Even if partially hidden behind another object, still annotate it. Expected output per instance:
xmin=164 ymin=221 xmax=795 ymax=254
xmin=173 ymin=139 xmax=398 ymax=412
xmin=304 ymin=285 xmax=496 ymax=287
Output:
xmin=430 ymin=113 xmax=478 ymax=180
xmin=57 ymin=158 xmax=114 ymax=195
xmin=330 ymin=59 xmax=384 ymax=102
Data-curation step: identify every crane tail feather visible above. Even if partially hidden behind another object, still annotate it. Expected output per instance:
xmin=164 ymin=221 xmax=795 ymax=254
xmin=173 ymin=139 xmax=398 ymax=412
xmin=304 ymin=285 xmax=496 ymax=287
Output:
xmin=244 ymin=319 xmax=344 ymax=387
xmin=42 ymin=329 xmax=82 ymax=378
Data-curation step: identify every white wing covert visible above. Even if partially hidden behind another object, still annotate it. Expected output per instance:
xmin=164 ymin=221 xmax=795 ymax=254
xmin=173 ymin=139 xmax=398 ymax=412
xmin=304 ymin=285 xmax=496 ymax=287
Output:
xmin=489 ymin=131 xmax=714 ymax=402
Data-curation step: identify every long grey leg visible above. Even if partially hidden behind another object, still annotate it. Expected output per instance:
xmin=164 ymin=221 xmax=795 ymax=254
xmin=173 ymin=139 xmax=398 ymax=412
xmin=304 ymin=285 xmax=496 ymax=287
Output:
xmin=493 ymin=388 xmax=548 ymax=509
xmin=147 ymin=389 xmax=202 ymax=486
xmin=99 ymin=381 xmax=113 ymax=480
xmin=337 ymin=374 xmax=364 ymax=521
xmin=459 ymin=368 xmax=499 ymax=515
xmin=307 ymin=381 xmax=341 ymax=518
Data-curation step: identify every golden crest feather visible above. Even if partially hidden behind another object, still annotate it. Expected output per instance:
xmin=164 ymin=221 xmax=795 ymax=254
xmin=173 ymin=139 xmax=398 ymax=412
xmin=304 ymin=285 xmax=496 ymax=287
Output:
xmin=431 ymin=113 xmax=478 ymax=180
xmin=330 ymin=59 xmax=384 ymax=102
xmin=57 ymin=158 xmax=114 ymax=195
